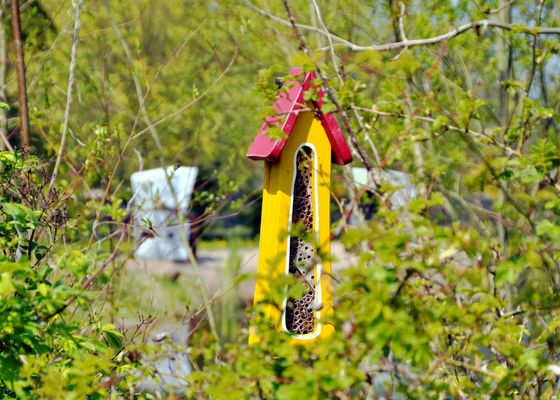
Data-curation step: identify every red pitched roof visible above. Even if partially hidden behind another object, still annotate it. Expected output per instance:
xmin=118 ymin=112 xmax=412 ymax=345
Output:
xmin=247 ymin=67 xmax=352 ymax=166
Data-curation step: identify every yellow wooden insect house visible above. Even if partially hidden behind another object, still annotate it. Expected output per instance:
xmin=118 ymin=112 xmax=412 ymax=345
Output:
xmin=247 ymin=68 xmax=353 ymax=343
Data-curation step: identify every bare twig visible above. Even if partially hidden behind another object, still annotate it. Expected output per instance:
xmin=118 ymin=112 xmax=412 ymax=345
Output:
xmin=310 ymin=0 xmax=341 ymax=84
xmin=240 ymin=0 xmax=352 ymax=46
xmin=310 ymin=0 xmax=380 ymax=168
xmin=282 ymin=0 xmax=374 ymax=170
xmin=159 ymin=166 xmax=222 ymax=349
xmin=398 ymin=2 xmax=407 ymax=42
xmin=83 ymin=223 xmax=128 ymax=289
xmin=130 ymin=47 xmax=238 ymax=142
xmin=391 ymin=1 xmax=408 ymax=60
xmin=321 ymin=20 xmax=560 ymax=51
xmin=354 ymin=106 xmax=520 ymax=156
xmin=525 ymin=0 xmax=545 ymax=96
xmin=484 ymin=0 xmax=516 ymax=15
xmin=49 ymin=0 xmax=83 ymax=190
xmin=308 ymin=0 xmax=382 ymax=166
xmin=0 ymin=130 xmax=12 ymax=151
xmin=446 ymin=358 xmax=504 ymax=380
xmin=242 ymin=1 xmax=560 ymax=52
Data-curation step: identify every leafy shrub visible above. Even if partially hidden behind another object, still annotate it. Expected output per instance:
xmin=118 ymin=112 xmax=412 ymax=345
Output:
xmin=0 ymin=153 xmax=134 ymax=398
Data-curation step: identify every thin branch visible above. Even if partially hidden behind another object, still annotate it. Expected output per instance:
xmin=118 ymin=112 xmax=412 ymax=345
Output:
xmin=308 ymin=0 xmax=379 ymax=167
xmin=87 ymin=46 xmax=238 ymax=250
xmin=162 ymin=170 xmax=222 ymax=350
xmin=49 ymin=0 xmax=82 ymax=190
xmin=240 ymin=0 xmax=356 ymax=48
xmin=391 ymin=1 xmax=408 ymax=60
xmin=0 ymin=130 xmax=12 ymax=151
xmin=354 ymin=106 xmax=520 ymax=156
xmin=310 ymin=0 xmax=341 ymax=83
xmin=323 ymin=20 xmax=560 ymax=51
xmin=282 ymin=0 xmax=374 ymax=170
xmin=446 ymin=358 xmax=504 ymax=380
xmin=105 ymin=0 xmax=163 ymax=155
xmin=398 ymin=1 xmax=407 ymax=42
xmin=130 ymin=47 xmax=238 ymax=142
xmin=310 ymin=0 xmax=384 ymax=167
xmin=484 ymin=0 xmax=516 ymax=15
xmin=525 ymin=0 xmax=545 ymax=96
xmin=82 ymin=223 xmax=128 ymax=289
xmin=320 ymin=19 xmax=560 ymax=51
xmin=241 ymin=1 xmax=560 ymax=52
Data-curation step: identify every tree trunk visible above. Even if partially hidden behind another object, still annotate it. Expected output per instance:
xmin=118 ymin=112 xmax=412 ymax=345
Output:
xmin=0 ymin=1 xmax=8 ymax=144
xmin=10 ymin=0 xmax=29 ymax=148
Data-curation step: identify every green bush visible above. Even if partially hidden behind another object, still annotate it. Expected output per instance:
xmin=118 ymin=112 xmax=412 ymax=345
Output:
xmin=0 ymin=153 xmax=134 ymax=398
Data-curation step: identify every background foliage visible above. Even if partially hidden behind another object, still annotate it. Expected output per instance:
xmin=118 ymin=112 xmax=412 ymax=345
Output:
xmin=0 ymin=0 xmax=559 ymax=398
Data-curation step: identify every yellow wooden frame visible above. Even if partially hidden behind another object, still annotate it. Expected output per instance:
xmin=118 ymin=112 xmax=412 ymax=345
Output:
xmin=250 ymin=110 xmax=333 ymax=344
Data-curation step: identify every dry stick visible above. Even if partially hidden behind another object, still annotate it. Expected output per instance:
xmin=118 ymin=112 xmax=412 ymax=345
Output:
xmin=282 ymin=0 xmax=373 ymax=171
xmin=132 ymin=62 xmax=246 ymax=345
xmin=243 ymin=0 xmax=560 ymax=52
xmin=110 ymin=23 xmax=235 ymax=344
xmin=0 ymin=129 xmax=11 ymax=150
xmin=10 ymin=0 xmax=29 ymax=148
xmin=49 ymin=0 xmax=82 ymax=191
xmin=104 ymin=1 xmax=165 ymax=263
xmin=398 ymin=2 xmax=407 ymax=43
xmin=129 ymin=46 xmax=236 ymax=141
xmin=518 ymin=0 xmax=545 ymax=153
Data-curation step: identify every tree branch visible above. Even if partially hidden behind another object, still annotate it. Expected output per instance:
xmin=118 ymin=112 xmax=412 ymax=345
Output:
xmin=353 ymin=106 xmax=520 ymax=156
xmin=10 ymin=0 xmax=29 ymax=148
xmin=241 ymin=1 xmax=560 ymax=52
xmin=49 ymin=0 xmax=82 ymax=190
xmin=282 ymin=0 xmax=375 ymax=170
xmin=106 ymin=0 xmax=164 ymax=157
xmin=308 ymin=0 xmax=383 ymax=166
xmin=321 ymin=20 xmax=560 ymax=51
xmin=0 ymin=1 xmax=9 ymax=150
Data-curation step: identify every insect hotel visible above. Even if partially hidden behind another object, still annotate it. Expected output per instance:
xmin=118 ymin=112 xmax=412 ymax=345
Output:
xmin=247 ymin=68 xmax=352 ymax=343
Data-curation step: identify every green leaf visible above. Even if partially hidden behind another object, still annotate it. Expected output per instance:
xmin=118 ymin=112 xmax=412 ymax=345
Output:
xmin=321 ymin=101 xmax=337 ymax=114
xmin=100 ymin=324 xmax=124 ymax=349
xmin=495 ymin=260 xmax=522 ymax=286
xmin=536 ymin=220 xmax=560 ymax=240
xmin=0 ymin=272 xmax=15 ymax=297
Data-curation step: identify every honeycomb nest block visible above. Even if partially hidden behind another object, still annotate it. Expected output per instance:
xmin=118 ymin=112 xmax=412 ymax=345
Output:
xmin=285 ymin=146 xmax=317 ymax=335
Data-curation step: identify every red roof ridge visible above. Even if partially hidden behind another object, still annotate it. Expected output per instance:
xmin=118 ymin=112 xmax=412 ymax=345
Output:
xmin=247 ymin=67 xmax=352 ymax=166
